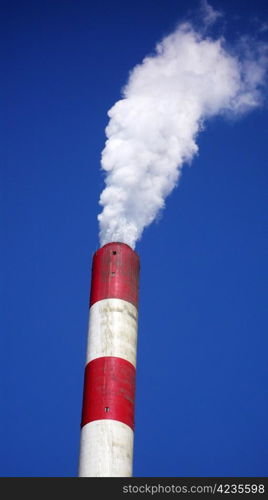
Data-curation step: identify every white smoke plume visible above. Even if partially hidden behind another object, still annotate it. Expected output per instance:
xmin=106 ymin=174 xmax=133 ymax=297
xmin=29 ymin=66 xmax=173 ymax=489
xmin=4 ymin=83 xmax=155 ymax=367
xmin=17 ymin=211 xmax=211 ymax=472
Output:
xmin=98 ymin=10 xmax=267 ymax=249
xmin=200 ymin=0 xmax=223 ymax=27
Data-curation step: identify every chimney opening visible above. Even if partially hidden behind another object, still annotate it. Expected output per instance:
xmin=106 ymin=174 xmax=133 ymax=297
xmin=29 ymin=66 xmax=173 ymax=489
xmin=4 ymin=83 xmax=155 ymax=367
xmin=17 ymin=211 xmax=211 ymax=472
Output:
xmin=112 ymin=251 xmax=117 ymax=255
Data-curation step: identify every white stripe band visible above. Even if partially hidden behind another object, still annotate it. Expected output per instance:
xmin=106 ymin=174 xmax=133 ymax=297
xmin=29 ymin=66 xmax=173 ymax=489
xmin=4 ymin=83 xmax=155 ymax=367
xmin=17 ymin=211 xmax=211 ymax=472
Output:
xmin=79 ymin=420 xmax=134 ymax=477
xmin=86 ymin=298 xmax=138 ymax=367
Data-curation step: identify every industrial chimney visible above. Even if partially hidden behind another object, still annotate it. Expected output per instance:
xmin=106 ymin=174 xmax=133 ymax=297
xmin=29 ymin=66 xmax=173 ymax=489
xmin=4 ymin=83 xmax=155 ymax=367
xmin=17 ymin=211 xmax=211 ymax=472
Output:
xmin=78 ymin=242 xmax=140 ymax=477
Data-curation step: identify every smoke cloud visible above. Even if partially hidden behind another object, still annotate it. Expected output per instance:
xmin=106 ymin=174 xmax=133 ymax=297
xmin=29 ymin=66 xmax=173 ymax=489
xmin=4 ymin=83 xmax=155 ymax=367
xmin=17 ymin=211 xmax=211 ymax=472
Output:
xmin=98 ymin=9 xmax=267 ymax=249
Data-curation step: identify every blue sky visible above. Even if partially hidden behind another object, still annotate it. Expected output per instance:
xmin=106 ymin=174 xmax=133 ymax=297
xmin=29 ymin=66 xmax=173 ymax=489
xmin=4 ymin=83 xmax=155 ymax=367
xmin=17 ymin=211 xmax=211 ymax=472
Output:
xmin=2 ymin=0 xmax=268 ymax=477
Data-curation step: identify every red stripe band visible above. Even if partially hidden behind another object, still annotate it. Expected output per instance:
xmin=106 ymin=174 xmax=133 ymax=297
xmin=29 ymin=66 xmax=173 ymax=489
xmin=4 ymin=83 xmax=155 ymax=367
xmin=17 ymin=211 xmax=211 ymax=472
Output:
xmin=90 ymin=242 xmax=140 ymax=308
xmin=81 ymin=356 xmax=136 ymax=430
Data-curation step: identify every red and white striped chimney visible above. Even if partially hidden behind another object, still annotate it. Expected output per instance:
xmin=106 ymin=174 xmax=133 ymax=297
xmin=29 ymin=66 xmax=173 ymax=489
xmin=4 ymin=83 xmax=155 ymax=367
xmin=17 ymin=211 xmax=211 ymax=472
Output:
xmin=78 ymin=242 xmax=140 ymax=477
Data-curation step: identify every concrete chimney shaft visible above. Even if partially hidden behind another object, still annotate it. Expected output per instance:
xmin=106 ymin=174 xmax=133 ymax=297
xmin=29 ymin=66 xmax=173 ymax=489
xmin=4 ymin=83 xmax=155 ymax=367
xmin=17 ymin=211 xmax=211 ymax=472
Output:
xmin=79 ymin=242 xmax=140 ymax=477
